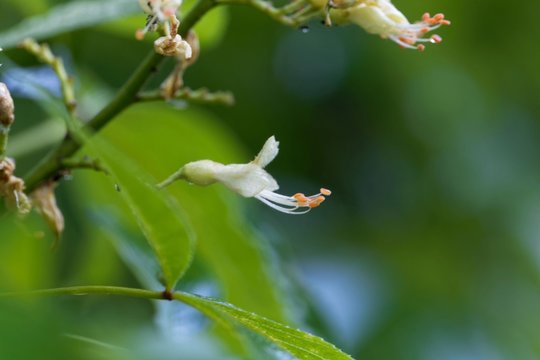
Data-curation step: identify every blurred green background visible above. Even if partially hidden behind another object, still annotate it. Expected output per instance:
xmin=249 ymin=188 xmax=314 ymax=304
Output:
xmin=2 ymin=0 xmax=540 ymax=359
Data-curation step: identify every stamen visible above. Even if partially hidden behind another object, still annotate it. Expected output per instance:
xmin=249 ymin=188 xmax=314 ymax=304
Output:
xmin=256 ymin=188 xmax=331 ymax=214
xmin=387 ymin=11 xmax=450 ymax=50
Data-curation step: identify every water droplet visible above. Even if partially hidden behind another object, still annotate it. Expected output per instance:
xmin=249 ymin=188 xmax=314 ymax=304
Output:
xmin=115 ymin=184 xmax=121 ymax=192
xmin=299 ymin=25 xmax=310 ymax=33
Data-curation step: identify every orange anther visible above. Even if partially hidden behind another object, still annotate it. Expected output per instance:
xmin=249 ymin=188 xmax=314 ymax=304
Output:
xmin=320 ymin=188 xmax=332 ymax=196
xmin=293 ymin=193 xmax=309 ymax=204
xmin=309 ymin=196 xmax=326 ymax=208
xmin=420 ymin=27 xmax=429 ymax=33
xmin=422 ymin=12 xmax=431 ymax=22
xmin=417 ymin=44 xmax=426 ymax=52
xmin=441 ymin=20 xmax=451 ymax=25
xmin=135 ymin=30 xmax=145 ymax=40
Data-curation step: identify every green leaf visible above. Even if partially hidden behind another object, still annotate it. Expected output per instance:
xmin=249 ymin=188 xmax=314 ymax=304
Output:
xmin=2 ymin=0 xmax=48 ymax=16
xmin=83 ymin=135 xmax=196 ymax=290
xmin=0 ymin=0 xmax=141 ymax=49
xmin=175 ymin=292 xmax=355 ymax=360
xmin=192 ymin=5 xmax=229 ymax=48
xmin=0 ymin=214 xmax=56 ymax=291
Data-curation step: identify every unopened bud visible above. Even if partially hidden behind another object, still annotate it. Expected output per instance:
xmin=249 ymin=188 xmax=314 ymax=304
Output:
xmin=0 ymin=83 xmax=15 ymax=127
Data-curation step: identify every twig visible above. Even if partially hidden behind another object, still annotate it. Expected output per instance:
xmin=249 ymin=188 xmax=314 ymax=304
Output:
xmin=61 ymin=156 xmax=109 ymax=174
xmin=19 ymin=39 xmax=77 ymax=116
xmin=137 ymin=87 xmax=235 ymax=106
xmin=216 ymin=0 xmax=322 ymax=27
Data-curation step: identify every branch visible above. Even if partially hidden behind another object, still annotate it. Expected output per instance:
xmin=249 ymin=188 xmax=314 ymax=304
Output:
xmin=23 ymin=0 xmax=218 ymax=193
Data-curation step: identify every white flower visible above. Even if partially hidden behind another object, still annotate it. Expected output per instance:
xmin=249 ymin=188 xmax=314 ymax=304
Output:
xmin=339 ymin=0 xmax=450 ymax=51
xmin=158 ymin=136 xmax=331 ymax=214
xmin=136 ymin=0 xmax=183 ymax=40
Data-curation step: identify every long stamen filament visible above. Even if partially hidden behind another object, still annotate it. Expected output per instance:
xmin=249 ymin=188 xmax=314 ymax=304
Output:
xmin=255 ymin=188 xmax=331 ymax=214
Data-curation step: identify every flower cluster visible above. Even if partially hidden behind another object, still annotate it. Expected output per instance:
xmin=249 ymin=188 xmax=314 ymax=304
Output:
xmin=159 ymin=137 xmax=331 ymax=214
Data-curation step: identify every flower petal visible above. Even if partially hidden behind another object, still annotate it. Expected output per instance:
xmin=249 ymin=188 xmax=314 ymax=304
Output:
xmin=252 ymin=136 xmax=279 ymax=168
xmin=215 ymin=164 xmax=279 ymax=197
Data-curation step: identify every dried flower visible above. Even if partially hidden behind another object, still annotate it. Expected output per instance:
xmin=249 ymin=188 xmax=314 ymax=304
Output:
xmin=154 ymin=34 xmax=192 ymax=58
xmin=0 ymin=158 xmax=32 ymax=214
xmin=158 ymin=136 xmax=331 ymax=214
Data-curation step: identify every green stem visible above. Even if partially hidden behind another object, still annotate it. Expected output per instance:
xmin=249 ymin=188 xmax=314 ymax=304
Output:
xmin=0 ymin=286 xmax=164 ymax=300
xmin=22 ymin=0 xmax=218 ymax=193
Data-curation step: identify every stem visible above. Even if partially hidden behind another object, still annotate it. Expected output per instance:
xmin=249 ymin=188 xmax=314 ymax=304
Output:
xmin=22 ymin=0 xmax=218 ymax=193
xmin=0 ymin=286 xmax=164 ymax=300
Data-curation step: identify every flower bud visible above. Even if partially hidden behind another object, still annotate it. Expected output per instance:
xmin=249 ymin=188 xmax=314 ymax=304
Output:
xmin=0 ymin=83 xmax=15 ymax=127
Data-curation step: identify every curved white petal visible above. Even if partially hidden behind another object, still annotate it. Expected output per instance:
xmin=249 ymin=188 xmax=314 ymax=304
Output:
xmin=215 ymin=164 xmax=278 ymax=197
xmin=252 ymin=136 xmax=279 ymax=168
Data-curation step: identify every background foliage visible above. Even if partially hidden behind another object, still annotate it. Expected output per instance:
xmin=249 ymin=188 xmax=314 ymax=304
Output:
xmin=2 ymin=0 xmax=540 ymax=358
